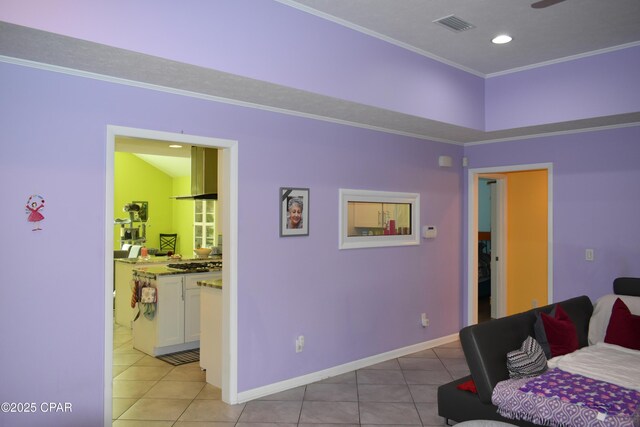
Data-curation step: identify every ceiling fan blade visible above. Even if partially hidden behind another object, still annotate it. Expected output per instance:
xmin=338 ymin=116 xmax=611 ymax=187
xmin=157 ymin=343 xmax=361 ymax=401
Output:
xmin=531 ymin=0 xmax=566 ymax=8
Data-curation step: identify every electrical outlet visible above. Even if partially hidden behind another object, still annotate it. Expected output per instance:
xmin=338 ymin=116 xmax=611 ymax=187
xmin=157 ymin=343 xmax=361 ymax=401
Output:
xmin=295 ymin=335 xmax=304 ymax=353
xmin=421 ymin=313 xmax=429 ymax=327
xmin=532 ymin=299 xmax=538 ymax=308
xmin=585 ymin=249 xmax=594 ymax=261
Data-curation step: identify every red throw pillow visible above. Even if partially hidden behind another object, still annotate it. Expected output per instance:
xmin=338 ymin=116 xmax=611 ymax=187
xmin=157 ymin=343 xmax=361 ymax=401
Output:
xmin=541 ymin=304 xmax=578 ymax=357
xmin=456 ymin=379 xmax=477 ymax=394
xmin=604 ymin=298 xmax=640 ymax=350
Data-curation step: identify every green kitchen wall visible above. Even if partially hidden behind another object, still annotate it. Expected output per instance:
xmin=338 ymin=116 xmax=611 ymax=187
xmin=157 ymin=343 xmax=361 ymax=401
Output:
xmin=172 ymin=175 xmax=195 ymax=256
xmin=114 ymin=152 xmax=193 ymax=255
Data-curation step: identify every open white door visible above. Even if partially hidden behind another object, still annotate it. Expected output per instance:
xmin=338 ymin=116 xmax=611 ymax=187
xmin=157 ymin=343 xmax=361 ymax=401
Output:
xmin=489 ymin=177 xmax=506 ymax=319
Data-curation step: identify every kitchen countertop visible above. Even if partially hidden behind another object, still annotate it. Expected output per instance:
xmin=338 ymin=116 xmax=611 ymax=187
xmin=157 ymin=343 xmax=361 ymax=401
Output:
xmin=115 ymin=255 xmax=222 ymax=265
xmin=133 ymin=265 xmax=222 ymax=278
xmin=130 ymin=256 xmax=222 ymax=278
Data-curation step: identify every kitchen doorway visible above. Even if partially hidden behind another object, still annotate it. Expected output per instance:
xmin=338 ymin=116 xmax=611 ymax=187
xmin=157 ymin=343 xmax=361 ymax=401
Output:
xmin=104 ymin=125 xmax=239 ymax=426
xmin=466 ymin=163 xmax=553 ymax=326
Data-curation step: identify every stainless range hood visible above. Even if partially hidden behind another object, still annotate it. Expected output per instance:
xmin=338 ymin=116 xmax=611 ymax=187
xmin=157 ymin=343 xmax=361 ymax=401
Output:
xmin=174 ymin=146 xmax=218 ymax=200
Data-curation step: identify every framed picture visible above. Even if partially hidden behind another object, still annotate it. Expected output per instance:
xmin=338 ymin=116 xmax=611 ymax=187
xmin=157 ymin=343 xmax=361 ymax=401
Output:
xmin=280 ymin=187 xmax=309 ymax=237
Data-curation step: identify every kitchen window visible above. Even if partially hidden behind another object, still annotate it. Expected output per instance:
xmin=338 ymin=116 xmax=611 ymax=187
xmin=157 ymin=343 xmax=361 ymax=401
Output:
xmin=194 ymin=200 xmax=216 ymax=249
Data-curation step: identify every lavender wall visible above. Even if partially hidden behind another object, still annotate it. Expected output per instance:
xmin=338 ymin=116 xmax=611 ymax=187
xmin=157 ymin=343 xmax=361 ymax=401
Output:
xmin=485 ymin=45 xmax=640 ymax=131
xmin=0 ymin=0 xmax=485 ymax=130
xmin=0 ymin=61 xmax=463 ymax=426
xmin=463 ymin=126 xmax=640 ymax=325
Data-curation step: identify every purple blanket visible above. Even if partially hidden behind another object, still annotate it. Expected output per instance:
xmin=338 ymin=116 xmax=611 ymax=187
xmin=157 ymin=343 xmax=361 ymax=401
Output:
xmin=492 ymin=368 xmax=640 ymax=426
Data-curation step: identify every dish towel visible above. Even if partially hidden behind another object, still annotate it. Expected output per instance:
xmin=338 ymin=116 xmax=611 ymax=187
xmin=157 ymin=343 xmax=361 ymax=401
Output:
xmin=140 ymin=287 xmax=156 ymax=303
xmin=140 ymin=287 xmax=157 ymax=320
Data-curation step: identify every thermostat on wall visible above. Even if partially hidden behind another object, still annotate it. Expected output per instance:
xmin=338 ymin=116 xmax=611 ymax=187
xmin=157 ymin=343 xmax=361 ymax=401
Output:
xmin=422 ymin=225 xmax=437 ymax=239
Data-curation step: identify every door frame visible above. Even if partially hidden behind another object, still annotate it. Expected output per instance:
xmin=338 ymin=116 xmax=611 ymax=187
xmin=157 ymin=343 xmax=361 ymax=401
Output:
xmin=104 ymin=125 xmax=239 ymax=426
xmin=466 ymin=162 xmax=553 ymax=326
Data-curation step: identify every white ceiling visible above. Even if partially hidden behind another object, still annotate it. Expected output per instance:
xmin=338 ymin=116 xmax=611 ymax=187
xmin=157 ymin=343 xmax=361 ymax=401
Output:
xmin=282 ymin=0 xmax=640 ymax=75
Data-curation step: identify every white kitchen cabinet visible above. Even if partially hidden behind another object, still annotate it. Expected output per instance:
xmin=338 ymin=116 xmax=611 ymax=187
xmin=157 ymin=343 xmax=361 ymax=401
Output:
xmin=156 ymin=275 xmax=186 ymax=348
xmin=133 ymin=272 xmax=210 ymax=356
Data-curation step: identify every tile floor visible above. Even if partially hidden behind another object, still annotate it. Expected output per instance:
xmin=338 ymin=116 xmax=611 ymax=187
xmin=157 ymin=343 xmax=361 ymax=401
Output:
xmin=112 ymin=322 xmax=468 ymax=426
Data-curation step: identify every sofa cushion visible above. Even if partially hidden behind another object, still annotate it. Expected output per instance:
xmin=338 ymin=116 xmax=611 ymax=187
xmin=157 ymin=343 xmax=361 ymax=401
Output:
xmin=589 ymin=294 xmax=640 ymax=344
xmin=613 ymin=277 xmax=640 ymax=297
xmin=604 ymin=298 xmax=640 ymax=350
xmin=506 ymin=336 xmax=547 ymax=379
xmin=541 ymin=304 xmax=578 ymax=357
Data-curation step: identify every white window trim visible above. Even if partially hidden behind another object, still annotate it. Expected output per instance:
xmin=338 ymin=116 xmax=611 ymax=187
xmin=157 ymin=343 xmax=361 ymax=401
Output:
xmin=339 ymin=188 xmax=420 ymax=250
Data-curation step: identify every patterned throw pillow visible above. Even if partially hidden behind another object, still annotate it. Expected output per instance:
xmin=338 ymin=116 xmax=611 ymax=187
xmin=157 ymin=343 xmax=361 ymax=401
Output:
xmin=506 ymin=336 xmax=548 ymax=379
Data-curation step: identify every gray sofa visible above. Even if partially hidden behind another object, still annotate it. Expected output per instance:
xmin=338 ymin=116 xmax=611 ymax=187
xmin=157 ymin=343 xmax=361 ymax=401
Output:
xmin=437 ymin=296 xmax=593 ymax=426
xmin=438 ymin=277 xmax=640 ymax=426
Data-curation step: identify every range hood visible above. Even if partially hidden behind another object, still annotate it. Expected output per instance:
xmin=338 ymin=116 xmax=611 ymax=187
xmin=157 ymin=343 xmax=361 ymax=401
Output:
xmin=174 ymin=146 xmax=218 ymax=200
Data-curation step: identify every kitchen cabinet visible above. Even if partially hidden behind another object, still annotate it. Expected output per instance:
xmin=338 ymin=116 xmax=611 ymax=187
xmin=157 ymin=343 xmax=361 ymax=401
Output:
xmin=352 ymin=202 xmax=383 ymax=228
xmin=155 ymin=275 xmax=186 ymax=348
xmin=133 ymin=271 xmax=210 ymax=356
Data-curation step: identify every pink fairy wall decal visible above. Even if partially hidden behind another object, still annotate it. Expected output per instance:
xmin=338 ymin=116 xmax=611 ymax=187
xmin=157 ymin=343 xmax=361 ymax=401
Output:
xmin=26 ymin=194 xmax=45 ymax=231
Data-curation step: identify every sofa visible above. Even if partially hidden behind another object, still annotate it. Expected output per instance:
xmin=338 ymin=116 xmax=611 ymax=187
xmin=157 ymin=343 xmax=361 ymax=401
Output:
xmin=437 ymin=277 xmax=640 ymax=426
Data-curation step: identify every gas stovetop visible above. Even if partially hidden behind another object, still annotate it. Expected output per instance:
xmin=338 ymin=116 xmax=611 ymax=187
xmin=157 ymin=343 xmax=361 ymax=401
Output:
xmin=166 ymin=261 xmax=222 ymax=273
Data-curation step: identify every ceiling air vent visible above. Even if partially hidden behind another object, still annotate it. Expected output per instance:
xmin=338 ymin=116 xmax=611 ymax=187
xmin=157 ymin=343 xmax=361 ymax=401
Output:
xmin=433 ymin=15 xmax=475 ymax=32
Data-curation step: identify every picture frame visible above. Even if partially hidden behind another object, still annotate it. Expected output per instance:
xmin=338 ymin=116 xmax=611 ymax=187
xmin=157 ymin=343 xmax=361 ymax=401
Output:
xmin=280 ymin=187 xmax=309 ymax=237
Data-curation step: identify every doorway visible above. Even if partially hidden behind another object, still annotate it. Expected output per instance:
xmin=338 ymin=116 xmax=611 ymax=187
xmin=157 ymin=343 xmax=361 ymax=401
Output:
xmin=467 ymin=163 xmax=553 ymax=326
xmin=104 ymin=125 xmax=239 ymax=426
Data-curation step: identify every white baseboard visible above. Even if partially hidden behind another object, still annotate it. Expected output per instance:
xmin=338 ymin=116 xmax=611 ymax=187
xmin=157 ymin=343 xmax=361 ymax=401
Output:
xmin=236 ymin=333 xmax=460 ymax=403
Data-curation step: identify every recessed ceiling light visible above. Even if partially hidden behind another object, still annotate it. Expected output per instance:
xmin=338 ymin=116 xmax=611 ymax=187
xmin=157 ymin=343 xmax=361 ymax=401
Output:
xmin=492 ymin=34 xmax=512 ymax=44
xmin=169 ymin=144 xmax=183 ymax=148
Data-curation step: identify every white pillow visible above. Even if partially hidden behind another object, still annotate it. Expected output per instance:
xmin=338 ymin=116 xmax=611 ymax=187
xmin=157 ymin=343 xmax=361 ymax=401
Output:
xmin=588 ymin=294 xmax=640 ymax=345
